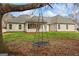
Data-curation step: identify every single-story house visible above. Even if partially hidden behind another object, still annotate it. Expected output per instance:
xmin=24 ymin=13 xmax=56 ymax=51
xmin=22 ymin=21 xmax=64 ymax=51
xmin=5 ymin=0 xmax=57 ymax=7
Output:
xmin=2 ymin=14 xmax=77 ymax=32
xmin=2 ymin=15 xmax=49 ymax=32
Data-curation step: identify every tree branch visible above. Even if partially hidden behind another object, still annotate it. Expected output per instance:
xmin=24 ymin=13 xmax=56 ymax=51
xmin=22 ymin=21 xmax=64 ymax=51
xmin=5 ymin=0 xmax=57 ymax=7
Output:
xmin=0 ymin=3 xmax=48 ymax=13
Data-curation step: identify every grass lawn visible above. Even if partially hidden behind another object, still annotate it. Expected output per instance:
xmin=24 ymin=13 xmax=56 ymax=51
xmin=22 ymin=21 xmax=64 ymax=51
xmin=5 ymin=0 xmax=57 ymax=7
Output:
xmin=3 ymin=32 xmax=79 ymax=56
xmin=3 ymin=32 xmax=79 ymax=43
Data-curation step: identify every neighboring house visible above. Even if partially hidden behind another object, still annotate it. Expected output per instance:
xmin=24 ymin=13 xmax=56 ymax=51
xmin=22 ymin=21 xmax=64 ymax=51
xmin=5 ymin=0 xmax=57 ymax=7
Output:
xmin=2 ymin=14 xmax=77 ymax=32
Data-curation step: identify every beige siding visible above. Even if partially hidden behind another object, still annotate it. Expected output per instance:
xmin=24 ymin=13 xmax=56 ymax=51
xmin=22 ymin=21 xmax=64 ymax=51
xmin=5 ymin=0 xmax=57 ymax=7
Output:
xmin=25 ymin=23 xmax=48 ymax=32
xmin=57 ymin=24 xmax=75 ymax=31
xmin=7 ymin=24 xmax=24 ymax=32
xmin=6 ymin=23 xmax=76 ymax=32
xmin=2 ymin=28 xmax=7 ymax=33
xmin=50 ymin=24 xmax=57 ymax=31
xmin=67 ymin=25 xmax=75 ymax=31
xmin=39 ymin=24 xmax=49 ymax=32
xmin=46 ymin=24 xmax=49 ymax=32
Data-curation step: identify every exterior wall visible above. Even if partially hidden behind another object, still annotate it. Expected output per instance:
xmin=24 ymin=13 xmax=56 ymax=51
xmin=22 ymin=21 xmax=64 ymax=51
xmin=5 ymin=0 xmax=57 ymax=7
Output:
xmin=2 ymin=28 xmax=7 ymax=33
xmin=46 ymin=24 xmax=49 ymax=32
xmin=75 ymin=24 xmax=79 ymax=31
xmin=39 ymin=24 xmax=49 ymax=32
xmin=25 ymin=23 xmax=49 ymax=32
xmin=49 ymin=24 xmax=57 ymax=32
xmin=67 ymin=24 xmax=76 ymax=31
xmin=7 ymin=23 xmax=25 ymax=32
xmin=5 ymin=23 xmax=76 ymax=32
xmin=57 ymin=24 xmax=75 ymax=31
xmin=25 ymin=23 xmax=37 ymax=32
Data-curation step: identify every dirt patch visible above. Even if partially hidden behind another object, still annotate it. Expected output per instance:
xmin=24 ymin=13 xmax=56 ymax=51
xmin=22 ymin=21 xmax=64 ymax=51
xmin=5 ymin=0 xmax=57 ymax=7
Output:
xmin=48 ymin=40 xmax=79 ymax=56
xmin=6 ymin=40 xmax=79 ymax=56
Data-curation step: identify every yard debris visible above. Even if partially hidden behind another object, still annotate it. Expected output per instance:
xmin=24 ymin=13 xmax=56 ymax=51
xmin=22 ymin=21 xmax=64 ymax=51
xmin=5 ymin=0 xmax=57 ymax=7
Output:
xmin=5 ymin=40 xmax=79 ymax=56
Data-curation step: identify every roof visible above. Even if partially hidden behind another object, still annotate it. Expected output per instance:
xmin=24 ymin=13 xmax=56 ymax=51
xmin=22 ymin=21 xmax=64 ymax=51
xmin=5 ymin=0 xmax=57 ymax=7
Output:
xmin=7 ymin=15 xmax=30 ymax=23
xmin=6 ymin=15 xmax=75 ymax=24
xmin=48 ymin=15 xmax=75 ymax=24
xmin=7 ymin=15 xmax=47 ymax=23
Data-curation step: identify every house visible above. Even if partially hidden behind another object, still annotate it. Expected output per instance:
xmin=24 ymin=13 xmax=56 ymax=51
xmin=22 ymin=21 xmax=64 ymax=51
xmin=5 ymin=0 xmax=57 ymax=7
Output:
xmin=47 ymin=15 xmax=76 ymax=32
xmin=2 ymin=14 xmax=77 ymax=32
xmin=2 ymin=14 xmax=49 ymax=32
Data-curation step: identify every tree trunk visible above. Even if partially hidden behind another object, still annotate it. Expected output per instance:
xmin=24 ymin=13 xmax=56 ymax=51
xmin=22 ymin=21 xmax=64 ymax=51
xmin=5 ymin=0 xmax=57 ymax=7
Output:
xmin=0 ymin=13 xmax=6 ymax=53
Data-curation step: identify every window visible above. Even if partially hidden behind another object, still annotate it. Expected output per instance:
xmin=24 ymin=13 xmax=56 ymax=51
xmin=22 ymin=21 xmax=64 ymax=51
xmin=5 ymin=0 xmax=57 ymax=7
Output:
xmin=19 ymin=24 xmax=22 ymax=29
xmin=9 ymin=24 xmax=12 ymax=29
xmin=66 ymin=24 xmax=68 ymax=29
xmin=58 ymin=24 xmax=60 ymax=29
xmin=3 ymin=27 xmax=7 ymax=29
xmin=28 ymin=23 xmax=36 ymax=29
xmin=28 ymin=23 xmax=40 ymax=29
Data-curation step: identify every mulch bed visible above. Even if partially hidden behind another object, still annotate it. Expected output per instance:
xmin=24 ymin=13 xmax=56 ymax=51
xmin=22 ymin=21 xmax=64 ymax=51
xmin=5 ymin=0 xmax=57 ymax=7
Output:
xmin=5 ymin=40 xmax=79 ymax=56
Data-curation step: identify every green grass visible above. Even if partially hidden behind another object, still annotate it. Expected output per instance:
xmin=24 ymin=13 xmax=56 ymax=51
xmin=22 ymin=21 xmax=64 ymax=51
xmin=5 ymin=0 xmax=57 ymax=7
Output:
xmin=3 ymin=32 xmax=79 ymax=43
